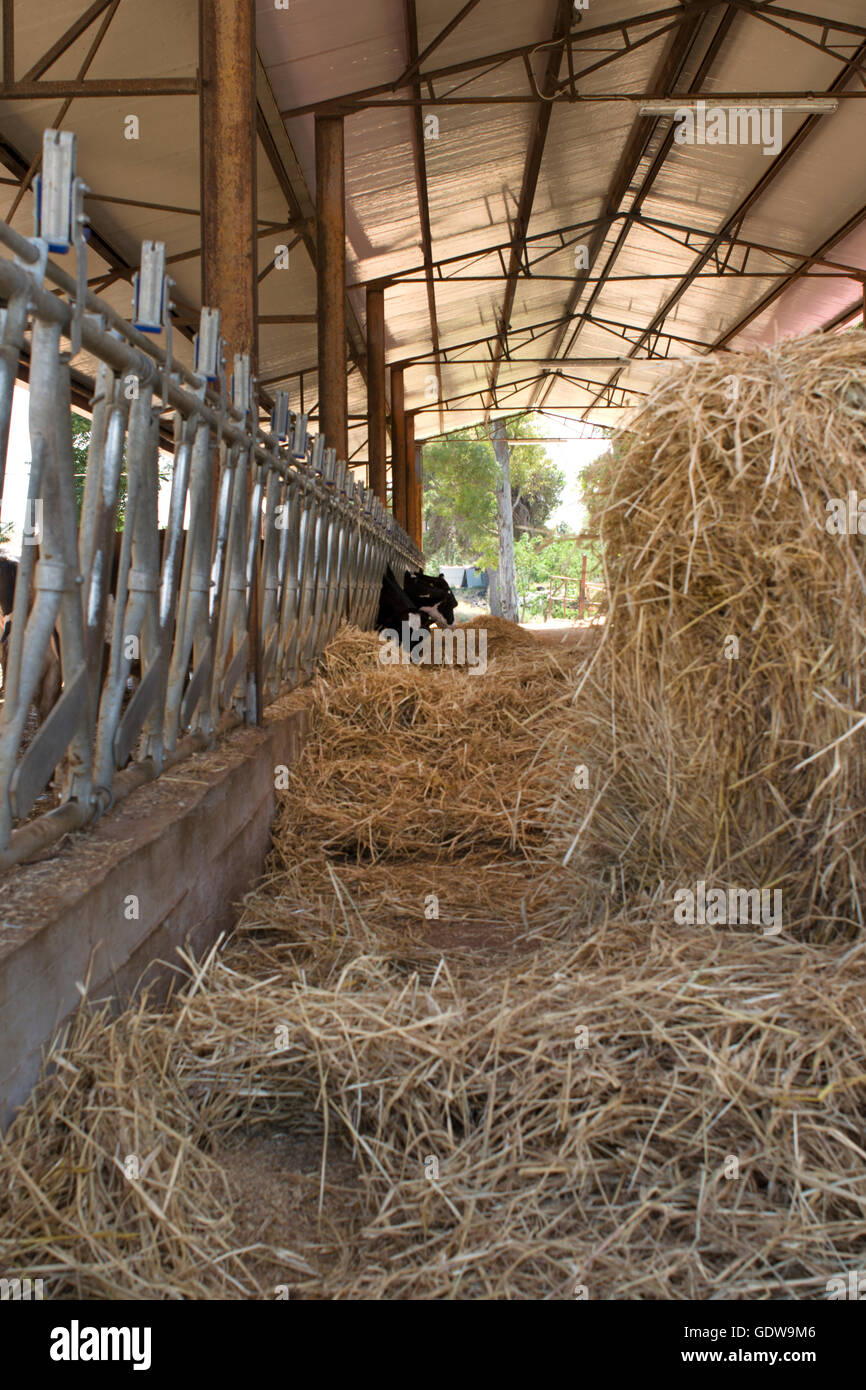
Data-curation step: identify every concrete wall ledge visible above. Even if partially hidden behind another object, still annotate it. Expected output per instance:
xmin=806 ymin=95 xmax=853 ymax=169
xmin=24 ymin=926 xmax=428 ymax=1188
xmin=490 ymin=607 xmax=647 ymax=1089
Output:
xmin=0 ymin=686 xmax=313 ymax=1128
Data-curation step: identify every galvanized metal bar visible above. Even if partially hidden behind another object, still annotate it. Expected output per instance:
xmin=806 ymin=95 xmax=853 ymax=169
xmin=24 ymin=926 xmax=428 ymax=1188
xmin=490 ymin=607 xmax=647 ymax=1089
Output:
xmin=164 ymin=417 xmax=212 ymax=747
xmin=0 ymin=166 xmax=420 ymax=863
xmin=0 ymin=289 xmax=27 ymax=507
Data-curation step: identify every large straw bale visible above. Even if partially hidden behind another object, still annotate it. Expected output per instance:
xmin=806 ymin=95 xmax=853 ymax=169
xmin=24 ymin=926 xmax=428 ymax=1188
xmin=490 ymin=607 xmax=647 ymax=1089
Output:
xmin=553 ymin=333 xmax=866 ymax=935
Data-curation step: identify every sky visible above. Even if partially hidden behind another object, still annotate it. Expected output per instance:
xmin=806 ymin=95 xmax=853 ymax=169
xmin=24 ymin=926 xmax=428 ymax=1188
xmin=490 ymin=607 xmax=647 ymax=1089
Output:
xmin=545 ymin=437 xmax=610 ymax=533
xmin=1 ymin=383 xmax=32 ymax=549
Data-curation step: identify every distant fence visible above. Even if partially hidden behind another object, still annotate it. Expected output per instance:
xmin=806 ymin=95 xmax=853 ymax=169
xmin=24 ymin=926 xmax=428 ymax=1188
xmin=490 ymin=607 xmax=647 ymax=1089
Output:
xmin=545 ymin=560 xmax=604 ymax=621
xmin=0 ymin=129 xmax=421 ymax=870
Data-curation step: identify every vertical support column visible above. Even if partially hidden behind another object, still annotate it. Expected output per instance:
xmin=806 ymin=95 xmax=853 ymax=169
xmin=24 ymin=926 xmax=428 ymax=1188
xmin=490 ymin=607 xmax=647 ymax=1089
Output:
xmin=390 ymin=364 xmax=407 ymax=529
xmin=3 ymin=0 xmax=14 ymax=86
xmin=199 ymin=0 xmax=257 ymax=371
xmin=405 ymin=410 xmax=419 ymax=551
xmin=199 ymin=0 xmax=260 ymax=720
xmin=413 ymin=434 xmax=424 ymax=553
xmin=316 ymin=114 xmax=348 ymax=461
xmin=366 ymin=283 xmax=387 ymax=503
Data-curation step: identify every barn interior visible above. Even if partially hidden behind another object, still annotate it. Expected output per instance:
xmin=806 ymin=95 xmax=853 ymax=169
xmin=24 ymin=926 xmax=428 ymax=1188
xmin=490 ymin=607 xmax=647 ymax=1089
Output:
xmin=2 ymin=0 xmax=866 ymax=1308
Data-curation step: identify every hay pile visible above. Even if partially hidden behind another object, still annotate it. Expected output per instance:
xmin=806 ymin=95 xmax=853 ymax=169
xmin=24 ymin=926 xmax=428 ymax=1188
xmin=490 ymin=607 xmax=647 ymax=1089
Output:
xmin=4 ymin=902 xmax=866 ymax=1299
xmin=274 ymin=622 xmax=574 ymax=871
xmin=461 ymin=612 xmax=541 ymax=654
xmin=554 ymin=332 xmax=866 ymax=935
xmin=3 ymin=617 xmax=866 ymax=1299
xmin=177 ymin=915 xmax=866 ymax=1299
xmin=0 ymin=996 xmax=255 ymax=1299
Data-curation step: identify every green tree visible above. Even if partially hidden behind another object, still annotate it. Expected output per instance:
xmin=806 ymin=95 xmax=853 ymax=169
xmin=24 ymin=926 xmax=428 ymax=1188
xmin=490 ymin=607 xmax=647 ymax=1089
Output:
xmin=421 ymin=427 xmax=498 ymax=568
xmin=72 ymin=412 xmax=174 ymax=528
xmin=508 ymin=416 xmax=566 ymax=539
xmin=421 ymin=414 xmax=564 ymax=572
xmin=71 ymin=412 xmax=91 ymax=518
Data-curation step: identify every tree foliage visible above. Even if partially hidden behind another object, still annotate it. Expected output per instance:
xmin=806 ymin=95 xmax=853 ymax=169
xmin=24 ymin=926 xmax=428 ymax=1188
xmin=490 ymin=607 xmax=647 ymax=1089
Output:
xmin=72 ymin=412 xmax=171 ymax=528
xmin=514 ymin=533 xmax=586 ymax=590
xmin=422 ymin=414 xmax=565 ymax=572
xmin=71 ymin=413 xmax=93 ymax=519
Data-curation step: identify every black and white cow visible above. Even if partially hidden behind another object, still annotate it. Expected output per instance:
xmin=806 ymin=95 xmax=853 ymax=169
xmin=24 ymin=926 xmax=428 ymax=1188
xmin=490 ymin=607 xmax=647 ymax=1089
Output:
xmin=402 ymin=569 xmax=457 ymax=630
xmin=376 ymin=566 xmax=457 ymax=635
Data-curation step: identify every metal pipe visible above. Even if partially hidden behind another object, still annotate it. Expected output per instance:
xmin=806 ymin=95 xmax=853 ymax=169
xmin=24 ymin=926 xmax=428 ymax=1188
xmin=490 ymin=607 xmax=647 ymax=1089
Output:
xmin=390 ymin=364 xmax=407 ymax=529
xmin=366 ymin=283 xmax=387 ymax=503
xmin=0 ymin=186 xmax=421 ymax=866
xmin=199 ymin=0 xmax=257 ymax=372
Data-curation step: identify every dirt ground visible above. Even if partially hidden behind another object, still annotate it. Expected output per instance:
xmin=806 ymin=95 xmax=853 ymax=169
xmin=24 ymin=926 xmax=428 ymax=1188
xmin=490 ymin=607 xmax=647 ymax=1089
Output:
xmin=216 ymin=1128 xmax=363 ymax=1296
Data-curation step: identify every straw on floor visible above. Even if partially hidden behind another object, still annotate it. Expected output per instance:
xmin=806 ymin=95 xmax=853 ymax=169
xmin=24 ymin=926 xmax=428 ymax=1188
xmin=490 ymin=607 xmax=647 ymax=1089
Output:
xmin=2 ymin=611 xmax=865 ymax=1298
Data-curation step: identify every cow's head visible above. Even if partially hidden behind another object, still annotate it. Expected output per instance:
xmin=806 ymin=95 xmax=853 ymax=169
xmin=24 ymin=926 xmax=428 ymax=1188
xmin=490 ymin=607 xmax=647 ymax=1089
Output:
xmin=403 ymin=569 xmax=458 ymax=628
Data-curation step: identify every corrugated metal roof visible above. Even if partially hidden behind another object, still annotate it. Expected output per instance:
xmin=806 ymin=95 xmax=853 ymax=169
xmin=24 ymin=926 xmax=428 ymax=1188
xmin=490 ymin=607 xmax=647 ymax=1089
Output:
xmin=2 ymin=0 xmax=865 ymax=465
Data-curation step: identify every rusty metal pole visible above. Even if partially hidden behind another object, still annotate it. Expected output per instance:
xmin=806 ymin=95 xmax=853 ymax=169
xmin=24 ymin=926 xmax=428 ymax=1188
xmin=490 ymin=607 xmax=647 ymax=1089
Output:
xmin=390 ymin=364 xmax=407 ymax=527
xmin=413 ymin=435 xmax=424 ymax=553
xmin=199 ymin=0 xmax=257 ymax=370
xmin=316 ymin=114 xmax=348 ymax=461
xmin=366 ymin=282 xmax=387 ymax=502
xmin=199 ymin=0 xmax=261 ymax=720
xmin=405 ymin=409 xmax=419 ymax=549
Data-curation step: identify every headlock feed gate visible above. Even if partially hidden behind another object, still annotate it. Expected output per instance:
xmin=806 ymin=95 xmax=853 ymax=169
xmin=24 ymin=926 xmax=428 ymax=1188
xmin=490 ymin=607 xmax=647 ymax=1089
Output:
xmin=0 ymin=128 xmax=422 ymax=873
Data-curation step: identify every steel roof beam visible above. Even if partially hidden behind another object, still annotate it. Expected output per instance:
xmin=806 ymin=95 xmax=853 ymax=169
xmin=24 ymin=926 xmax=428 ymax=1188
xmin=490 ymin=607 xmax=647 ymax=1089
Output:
xmin=391 ymin=0 xmax=485 ymax=90
xmin=381 ymin=269 xmax=856 ymax=285
xmin=0 ymin=78 xmax=198 ymax=97
xmin=17 ymin=0 xmax=114 ymax=81
xmin=349 ymin=206 xmax=861 ymax=291
xmin=394 ymin=305 xmax=716 ymax=367
xmin=404 ymin=0 xmax=444 ymax=432
xmin=410 ymin=405 xmax=625 ymax=414
xmin=534 ymin=0 xmax=737 ymax=409
xmin=412 ymin=368 xmax=647 ymax=415
xmin=348 ymin=212 xmax=610 ymax=289
xmin=580 ymin=34 xmax=866 ymax=414
xmin=712 ymin=200 xmax=866 ymax=349
xmin=279 ymin=7 xmax=707 ymax=118
xmin=320 ymin=89 xmax=866 ymax=108
xmin=730 ymin=0 xmax=866 ymax=75
xmin=484 ymin=0 xmax=574 ymax=416
xmin=390 ymin=356 xmax=706 ymax=366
